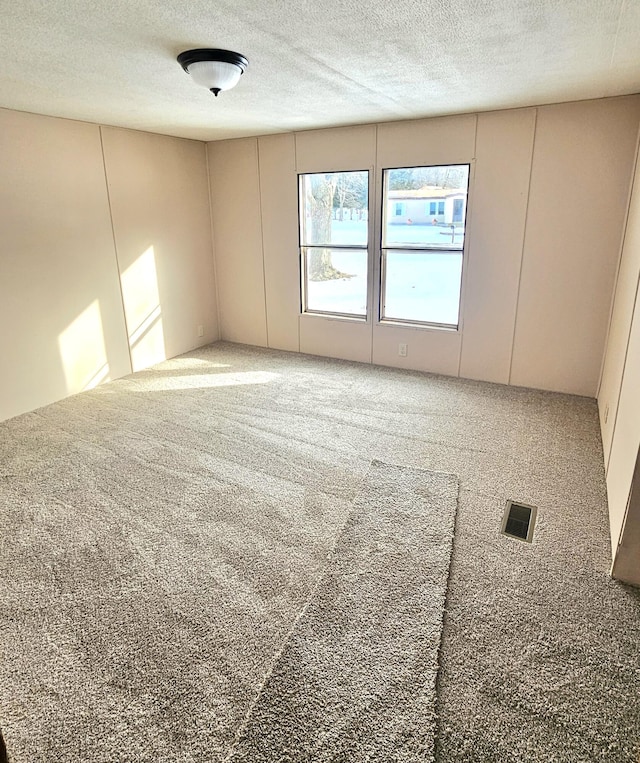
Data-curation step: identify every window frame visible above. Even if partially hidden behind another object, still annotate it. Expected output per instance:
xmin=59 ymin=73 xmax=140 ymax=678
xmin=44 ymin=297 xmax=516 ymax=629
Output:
xmin=298 ymin=169 xmax=371 ymax=321
xmin=379 ymin=163 xmax=471 ymax=331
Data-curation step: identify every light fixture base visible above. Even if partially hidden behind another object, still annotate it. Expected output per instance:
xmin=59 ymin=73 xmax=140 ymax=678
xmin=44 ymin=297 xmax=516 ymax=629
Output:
xmin=177 ymin=49 xmax=248 ymax=75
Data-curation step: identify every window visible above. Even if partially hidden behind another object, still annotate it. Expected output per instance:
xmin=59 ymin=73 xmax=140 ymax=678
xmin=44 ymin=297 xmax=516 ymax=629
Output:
xmin=394 ymin=202 xmax=405 ymax=217
xmin=429 ymin=202 xmax=436 ymax=215
xmin=299 ymin=171 xmax=369 ymax=318
xmin=381 ymin=165 xmax=470 ymax=328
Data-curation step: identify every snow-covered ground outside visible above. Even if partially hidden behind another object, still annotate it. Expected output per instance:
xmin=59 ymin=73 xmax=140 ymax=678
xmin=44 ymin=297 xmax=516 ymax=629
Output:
xmin=306 ymin=221 xmax=464 ymax=325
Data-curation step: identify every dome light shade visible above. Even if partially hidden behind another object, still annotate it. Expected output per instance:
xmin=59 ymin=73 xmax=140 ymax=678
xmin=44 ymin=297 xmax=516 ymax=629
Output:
xmin=177 ymin=49 xmax=248 ymax=97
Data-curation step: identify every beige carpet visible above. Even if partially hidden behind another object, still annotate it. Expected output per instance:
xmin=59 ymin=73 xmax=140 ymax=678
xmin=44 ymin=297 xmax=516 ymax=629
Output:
xmin=0 ymin=350 xmax=457 ymax=762
xmin=1 ymin=341 xmax=640 ymax=761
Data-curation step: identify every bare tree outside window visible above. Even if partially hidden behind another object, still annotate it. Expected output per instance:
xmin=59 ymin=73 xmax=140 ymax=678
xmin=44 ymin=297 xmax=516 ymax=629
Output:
xmin=305 ymin=174 xmax=343 ymax=281
xmin=299 ymin=171 xmax=369 ymax=317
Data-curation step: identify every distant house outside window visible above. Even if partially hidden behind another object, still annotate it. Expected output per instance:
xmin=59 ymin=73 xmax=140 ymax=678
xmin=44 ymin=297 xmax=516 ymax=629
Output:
xmin=381 ymin=164 xmax=470 ymax=328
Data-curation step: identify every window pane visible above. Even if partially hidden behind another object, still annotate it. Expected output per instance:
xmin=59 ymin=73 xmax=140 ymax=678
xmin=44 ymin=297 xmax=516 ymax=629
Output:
xmin=304 ymin=248 xmax=367 ymax=316
xmin=382 ymin=250 xmax=462 ymax=326
xmin=383 ymin=165 xmax=469 ymax=249
xmin=300 ymin=171 xmax=368 ymax=247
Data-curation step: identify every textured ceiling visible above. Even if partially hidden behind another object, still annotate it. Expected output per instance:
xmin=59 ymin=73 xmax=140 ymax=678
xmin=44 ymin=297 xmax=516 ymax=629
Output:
xmin=0 ymin=0 xmax=639 ymax=141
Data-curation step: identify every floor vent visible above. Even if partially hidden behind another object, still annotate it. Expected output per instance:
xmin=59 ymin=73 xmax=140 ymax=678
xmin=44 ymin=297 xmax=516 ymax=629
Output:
xmin=501 ymin=500 xmax=537 ymax=543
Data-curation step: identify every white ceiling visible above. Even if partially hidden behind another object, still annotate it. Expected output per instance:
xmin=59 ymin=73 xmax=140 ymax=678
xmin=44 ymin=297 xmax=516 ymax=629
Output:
xmin=1 ymin=0 xmax=639 ymax=142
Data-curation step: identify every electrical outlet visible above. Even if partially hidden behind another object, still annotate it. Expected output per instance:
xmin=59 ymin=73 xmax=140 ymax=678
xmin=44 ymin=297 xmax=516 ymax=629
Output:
xmin=197 ymin=325 xmax=204 ymax=337
xmin=398 ymin=343 xmax=408 ymax=357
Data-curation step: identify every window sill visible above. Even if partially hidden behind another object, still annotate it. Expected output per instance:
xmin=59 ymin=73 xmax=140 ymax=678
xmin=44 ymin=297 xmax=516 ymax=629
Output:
xmin=377 ymin=319 xmax=460 ymax=333
xmin=300 ymin=311 xmax=368 ymax=324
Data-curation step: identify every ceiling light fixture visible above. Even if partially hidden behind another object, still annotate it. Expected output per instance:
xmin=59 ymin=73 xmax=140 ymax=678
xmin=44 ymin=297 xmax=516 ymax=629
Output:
xmin=177 ymin=49 xmax=248 ymax=97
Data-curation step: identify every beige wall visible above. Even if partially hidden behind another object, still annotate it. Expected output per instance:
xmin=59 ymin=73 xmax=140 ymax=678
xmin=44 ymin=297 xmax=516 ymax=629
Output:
xmin=207 ymin=138 xmax=267 ymax=347
xmin=459 ymin=108 xmax=535 ymax=384
xmin=510 ymin=99 xmax=640 ymax=396
xmin=598 ymin=129 xmax=640 ymax=565
xmin=258 ymin=134 xmax=300 ymax=352
xmin=0 ymin=109 xmax=131 ymax=422
xmin=599 ymin=136 xmax=640 ymax=469
xmin=606 ymin=299 xmax=640 ymax=566
xmin=0 ymin=109 xmax=217 ymax=422
xmin=206 ymin=96 xmax=640 ymax=397
xmin=611 ymin=450 xmax=640 ymax=585
xmin=102 ymin=127 xmax=217 ymax=371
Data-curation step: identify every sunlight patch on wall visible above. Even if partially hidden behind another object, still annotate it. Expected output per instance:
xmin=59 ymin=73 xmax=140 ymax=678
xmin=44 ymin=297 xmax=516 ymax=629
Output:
xmin=58 ymin=300 xmax=110 ymax=393
xmin=121 ymin=246 xmax=166 ymax=372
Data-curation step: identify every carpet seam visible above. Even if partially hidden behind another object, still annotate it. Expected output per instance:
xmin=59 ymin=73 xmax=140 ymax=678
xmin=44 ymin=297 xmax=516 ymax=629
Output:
xmin=222 ymin=462 xmax=376 ymax=762
xmin=223 ymin=460 xmax=460 ymax=761
xmin=432 ymin=480 xmax=463 ymax=762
